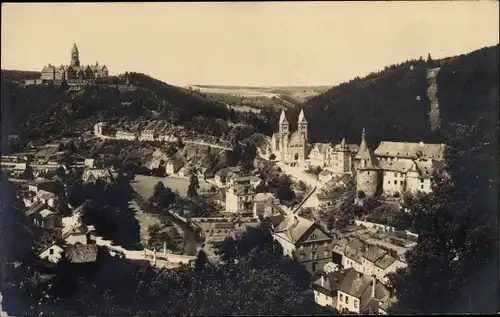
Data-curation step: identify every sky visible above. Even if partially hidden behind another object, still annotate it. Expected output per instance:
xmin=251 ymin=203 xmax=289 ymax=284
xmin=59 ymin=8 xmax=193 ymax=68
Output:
xmin=1 ymin=2 xmax=499 ymax=87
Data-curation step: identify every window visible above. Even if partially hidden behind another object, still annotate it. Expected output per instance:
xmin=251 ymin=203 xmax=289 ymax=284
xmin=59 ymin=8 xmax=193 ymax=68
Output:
xmin=49 ymin=248 xmax=54 ymax=255
xmin=300 ymin=253 xmax=304 ymax=261
xmin=367 ymin=171 xmax=370 ymax=175
xmin=421 ymin=179 xmax=424 ymax=183
xmin=324 ymin=250 xmax=329 ymax=258
xmin=421 ymin=185 xmax=424 ymax=189
xmin=388 ymin=181 xmax=390 ymax=184
xmin=312 ymin=262 xmax=318 ymax=271
xmin=310 ymin=234 xmax=317 ymax=240
xmin=354 ymin=299 xmax=358 ymax=308
xmin=340 ymin=293 xmax=343 ymax=302
xmin=400 ymin=181 xmax=403 ymax=185
xmin=311 ymin=252 xmax=316 ymax=260
xmin=345 ymin=295 xmax=349 ymax=304
xmin=394 ymin=180 xmax=397 ymax=185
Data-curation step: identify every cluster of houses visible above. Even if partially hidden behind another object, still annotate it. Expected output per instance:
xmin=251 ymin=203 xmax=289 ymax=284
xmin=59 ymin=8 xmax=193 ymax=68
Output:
xmin=267 ymin=212 xmax=405 ymax=314
xmin=4 ymin=146 xmax=115 ymax=266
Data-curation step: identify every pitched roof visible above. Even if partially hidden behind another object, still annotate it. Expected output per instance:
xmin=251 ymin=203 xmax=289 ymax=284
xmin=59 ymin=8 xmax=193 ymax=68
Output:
xmin=26 ymin=202 xmax=47 ymax=216
xmin=84 ymin=168 xmax=112 ymax=181
xmin=338 ymin=269 xmax=372 ymax=298
xmin=274 ymin=214 xmax=315 ymax=244
xmin=39 ymin=209 xmax=57 ymax=219
xmin=65 ymin=244 xmax=98 ymax=263
xmin=312 ymin=270 xmax=345 ymax=296
xmin=374 ymin=253 xmax=397 ymax=269
xmin=363 ymin=245 xmax=387 ymax=263
xmin=374 ymin=141 xmax=445 ymax=160
xmin=378 ymin=160 xmax=414 ymax=173
xmin=360 ymin=279 xmax=391 ymax=313
xmin=234 ymin=185 xmax=255 ymax=196
xmin=343 ymin=239 xmax=365 ymax=263
xmin=62 ymin=225 xmax=89 ymax=239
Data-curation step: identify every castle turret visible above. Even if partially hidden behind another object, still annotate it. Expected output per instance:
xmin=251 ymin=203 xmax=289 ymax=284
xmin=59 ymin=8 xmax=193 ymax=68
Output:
xmin=71 ymin=43 xmax=80 ymax=67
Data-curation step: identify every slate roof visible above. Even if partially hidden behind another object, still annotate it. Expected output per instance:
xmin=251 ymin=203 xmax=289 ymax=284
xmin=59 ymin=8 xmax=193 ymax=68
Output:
xmin=312 ymin=270 xmax=346 ymax=296
xmin=274 ymin=215 xmax=315 ymax=244
xmin=343 ymin=239 xmax=365 ymax=263
xmin=338 ymin=269 xmax=372 ymax=298
xmin=375 ymin=141 xmax=445 ymax=160
xmin=374 ymin=253 xmax=397 ymax=270
xmin=378 ymin=160 xmax=414 ymax=173
xmin=363 ymin=245 xmax=387 ymax=263
xmin=65 ymin=244 xmax=98 ymax=263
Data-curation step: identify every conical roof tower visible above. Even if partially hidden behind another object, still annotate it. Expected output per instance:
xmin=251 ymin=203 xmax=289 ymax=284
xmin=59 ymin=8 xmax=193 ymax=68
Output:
xmin=355 ymin=128 xmax=379 ymax=167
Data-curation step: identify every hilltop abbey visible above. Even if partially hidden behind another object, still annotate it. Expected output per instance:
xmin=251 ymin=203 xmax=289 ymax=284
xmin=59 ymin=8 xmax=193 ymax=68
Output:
xmin=40 ymin=43 xmax=109 ymax=81
xmin=269 ymin=110 xmax=445 ymax=197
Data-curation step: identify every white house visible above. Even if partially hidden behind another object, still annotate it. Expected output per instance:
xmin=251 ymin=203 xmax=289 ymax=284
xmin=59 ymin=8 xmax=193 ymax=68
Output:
xmin=225 ymin=184 xmax=255 ymax=215
xmin=39 ymin=244 xmax=64 ymax=264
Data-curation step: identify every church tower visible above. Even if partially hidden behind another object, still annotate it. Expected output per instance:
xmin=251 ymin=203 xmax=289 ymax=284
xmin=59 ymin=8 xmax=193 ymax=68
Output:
xmin=279 ymin=110 xmax=289 ymax=135
xmin=71 ymin=43 xmax=80 ymax=67
xmin=297 ymin=109 xmax=308 ymax=141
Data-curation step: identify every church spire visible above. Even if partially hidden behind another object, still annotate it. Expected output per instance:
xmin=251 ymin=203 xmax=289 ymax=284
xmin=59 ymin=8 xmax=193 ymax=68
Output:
xmin=279 ymin=110 xmax=288 ymax=124
xmin=298 ymin=109 xmax=307 ymax=123
xmin=71 ymin=42 xmax=80 ymax=67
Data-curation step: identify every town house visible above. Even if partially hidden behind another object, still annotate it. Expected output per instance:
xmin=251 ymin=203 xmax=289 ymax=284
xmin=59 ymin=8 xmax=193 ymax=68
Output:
xmin=336 ymin=270 xmax=393 ymax=314
xmin=273 ymin=215 xmax=334 ymax=273
xmin=225 ymin=184 xmax=255 ymax=216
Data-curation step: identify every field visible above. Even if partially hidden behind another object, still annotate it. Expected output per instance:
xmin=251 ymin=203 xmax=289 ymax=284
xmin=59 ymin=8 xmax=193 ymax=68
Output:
xmin=186 ymin=85 xmax=332 ymax=104
xmin=132 ymin=175 xmax=212 ymax=199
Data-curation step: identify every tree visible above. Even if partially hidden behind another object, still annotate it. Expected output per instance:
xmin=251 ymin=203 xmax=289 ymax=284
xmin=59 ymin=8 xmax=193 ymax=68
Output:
xmin=389 ymin=118 xmax=499 ymax=314
xmin=187 ymin=174 xmax=199 ymax=198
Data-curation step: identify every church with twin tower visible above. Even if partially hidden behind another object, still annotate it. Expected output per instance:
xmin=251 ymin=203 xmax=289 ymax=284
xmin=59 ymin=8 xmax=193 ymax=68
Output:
xmin=271 ymin=110 xmax=309 ymax=167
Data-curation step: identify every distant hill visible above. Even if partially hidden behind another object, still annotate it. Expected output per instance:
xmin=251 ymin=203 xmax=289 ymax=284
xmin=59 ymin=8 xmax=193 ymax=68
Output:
xmin=0 ymin=72 xmax=275 ymax=145
xmin=187 ymin=84 xmax=329 ymax=106
xmin=1 ymin=70 xmax=40 ymax=82
xmin=302 ymin=45 xmax=499 ymax=146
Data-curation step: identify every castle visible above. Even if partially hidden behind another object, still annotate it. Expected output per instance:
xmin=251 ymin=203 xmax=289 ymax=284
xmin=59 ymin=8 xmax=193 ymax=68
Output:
xmin=40 ymin=43 xmax=108 ymax=81
xmin=269 ymin=110 xmax=445 ymax=197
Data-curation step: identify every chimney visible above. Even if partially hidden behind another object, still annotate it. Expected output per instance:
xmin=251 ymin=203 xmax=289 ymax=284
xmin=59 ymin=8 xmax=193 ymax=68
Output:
xmin=419 ymin=141 xmax=424 ymax=146
xmin=321 ymin=274 xmax=325 ymax=287
xmin=372 ymin=275 xmax=376 ymax=299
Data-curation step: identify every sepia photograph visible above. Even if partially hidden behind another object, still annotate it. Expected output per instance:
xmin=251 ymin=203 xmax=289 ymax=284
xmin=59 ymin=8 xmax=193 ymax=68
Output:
xmin=0 ymin=2 xmax=498 ymax=316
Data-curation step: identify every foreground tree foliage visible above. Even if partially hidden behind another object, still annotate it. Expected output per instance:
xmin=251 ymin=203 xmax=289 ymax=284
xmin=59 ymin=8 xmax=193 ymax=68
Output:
xmin=6 ymin=225 xmax=335 ymax=316
xmin=388 ymin=46 xmax=499 ymax=314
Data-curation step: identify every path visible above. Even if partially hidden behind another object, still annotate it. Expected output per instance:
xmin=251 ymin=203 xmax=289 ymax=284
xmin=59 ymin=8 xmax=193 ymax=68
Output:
xmin=257 ymin=148 xmax=326 ymax=213
xmin=94 ymin=235 xmax=197 ymax=265
xmin=94 ymin=132 xmax=232 ymax=151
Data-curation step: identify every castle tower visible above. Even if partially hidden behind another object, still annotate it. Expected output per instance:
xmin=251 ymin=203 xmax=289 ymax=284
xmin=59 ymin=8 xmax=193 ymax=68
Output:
xmin=337 ymin=138 xmax=351 ymax=173
xmin=354 ymin=129 xmax=381 ymax=197
xmin=71 ymin=43 xmax=80 ymax=67
xmin=297 ymin=109 xmax=308 ymax=141
xmin=354 ymin=128 xmax=379 ymax=169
